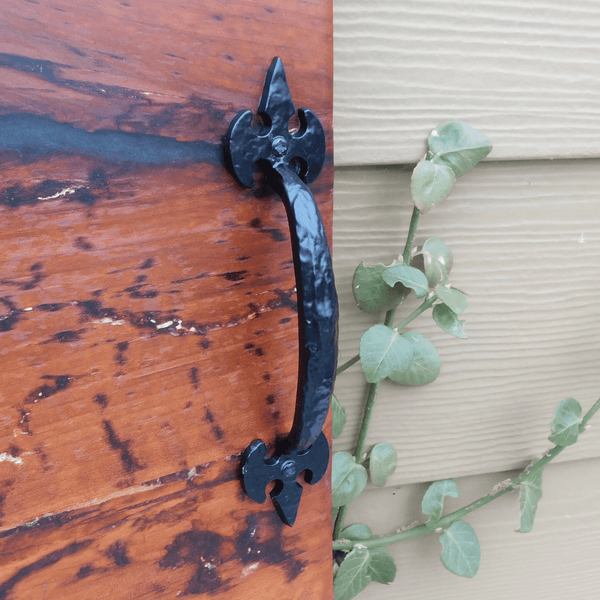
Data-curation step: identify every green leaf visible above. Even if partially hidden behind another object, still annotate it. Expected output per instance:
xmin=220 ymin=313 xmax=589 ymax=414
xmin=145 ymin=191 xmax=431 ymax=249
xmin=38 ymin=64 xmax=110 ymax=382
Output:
xmin=332 ymin=452 xmax=368 ymax=508
xmin=411 ymin=159 xmax=456 ymax=214
xmin=341 ymin=523 xmax=373 ymax=541
xmin=368 ymin=548 xmax=397 ymax=584
xmin=359 ymin=325 xmax=414 ymax=384
xmin=353 ymin=263 xmax=408 ymax=313
xmin=432 ymin=304 xmax=468 ymax=339
xmin=332 ymin=394 xmax=347 ymax=439
xmin=368 ymin=442 xmax=398 ymax=487
xmin=333 ymin=546 xmax=372 ymax=600
xmin=434 ymin=284 xmax=468 ymax=315
xmin=390 ymin=332 xmax=441 ymax=386
xmin=421 ymin=237 xmax=453 ymax=287
xmin=421 ymin=479 xmax=460 ymax=522
xmin=381 ymin=263 xmax=429 ymax=298
xmin=549 ymin=397 xmax=583 ymax=446
xmin=519 ymin=462 xmax=544 ymax=533
xmin=428 ymin=121 xmax=492 ymax=177
xmin=439 ymin=520 xmax=480 ymax=577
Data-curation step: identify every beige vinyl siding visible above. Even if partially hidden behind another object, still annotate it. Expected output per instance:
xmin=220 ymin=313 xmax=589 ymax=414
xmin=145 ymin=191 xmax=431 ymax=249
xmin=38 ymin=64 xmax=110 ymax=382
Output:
xmin=332 ymin=160 xmax=600 ymax=484
xmin=332 ymin=0 xmax=600 ymax=597
xmin=333 ymin=0 xmax=600 ymax=166
xmin=343 ymin=457 xmax=600 ymax=600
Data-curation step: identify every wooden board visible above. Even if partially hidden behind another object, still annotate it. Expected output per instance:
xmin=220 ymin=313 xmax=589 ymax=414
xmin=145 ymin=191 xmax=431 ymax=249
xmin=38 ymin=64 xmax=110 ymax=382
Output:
xmin=0 ymin=457 xmax=332 ymax=600
xmin=0 ymin=1 xmax=334 ymax=597
xmin=333 ymin=0 xmax=600 ymax=165
xmin=332 ymin=159 xmax=600 ymax=484
xmin=343 ymin=456 xmax=600 ymax=600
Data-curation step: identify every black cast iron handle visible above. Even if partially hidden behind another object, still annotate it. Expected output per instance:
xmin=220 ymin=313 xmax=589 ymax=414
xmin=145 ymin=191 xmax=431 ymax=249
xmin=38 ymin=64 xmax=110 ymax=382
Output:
xmin=224 ymin=57 xmax=338 ymax=526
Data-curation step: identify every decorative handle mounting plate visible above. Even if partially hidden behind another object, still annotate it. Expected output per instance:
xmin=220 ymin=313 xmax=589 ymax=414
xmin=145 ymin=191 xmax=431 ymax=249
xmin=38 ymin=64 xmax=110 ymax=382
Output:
xmin=224 ymin=57 xmax=338 ymax=526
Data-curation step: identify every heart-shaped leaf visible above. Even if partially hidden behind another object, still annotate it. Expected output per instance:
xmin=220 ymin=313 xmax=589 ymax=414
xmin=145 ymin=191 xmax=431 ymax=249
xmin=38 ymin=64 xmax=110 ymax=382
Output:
xmin=353 ymin=263 xmax=409 ymax=313
xmin=428 ymin=121 xmax=492 ymax=177
xmin=433 ymin=304 xmax=468 ymax=339
xmin=341 ymin=523 xmax=373 ymax=541
xmin=359 ymin=325 xmax=414 ymax=384
xmin=334 ymin=546 xmax=372 ymax=600
xmin=422 ymin=479 xmax=460 ymax=522
xmin=411 ymin=159 xmax=456 ymax=214
xmin=332 ymin=394 xmax=347 ymax=439
xmin=434 ymin=284 xmax=467 ymax=315
xmin=332 ymin=452 xmax=368 ymax=508
xmin=368 ymin=548 xmax=397 ymax=584
xmin=368 ymin=442 xmax=397 ymax=487
xmin=519 ymin=462 xmax=543 ymax=533
xmin=389 ymin=332 xmax=440 ymax=386
xmin=549 ymin=397 xmax=583 ymax=446
xmin=381 ymin=263 xmax=429 ymax=298
xmin=439 ymin=520 xmax=480 ymax=577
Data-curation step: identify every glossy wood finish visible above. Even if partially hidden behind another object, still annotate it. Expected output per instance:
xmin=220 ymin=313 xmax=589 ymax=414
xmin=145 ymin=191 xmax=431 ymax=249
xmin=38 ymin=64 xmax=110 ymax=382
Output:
xmin=0 ymin=1 xmax=333 ymax=597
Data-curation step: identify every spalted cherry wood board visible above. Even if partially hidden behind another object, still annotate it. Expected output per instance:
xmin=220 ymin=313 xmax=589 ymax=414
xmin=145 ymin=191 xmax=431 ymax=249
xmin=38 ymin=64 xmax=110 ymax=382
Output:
xmin=0 ymin=1 xmax=334 ymax=598
xmin=344 ymin=457 xmax=600 ymax=600
xmin=333 ymin=0 xmax=600 ymax=166
xmin=332 ymin=159 xmax=600 ymax=485
xmin=0 ymin=459 xmax=332 ymax=599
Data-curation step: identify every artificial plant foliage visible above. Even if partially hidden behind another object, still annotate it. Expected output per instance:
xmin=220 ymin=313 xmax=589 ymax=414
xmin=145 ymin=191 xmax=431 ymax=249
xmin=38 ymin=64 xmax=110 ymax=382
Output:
xmin=368 ymin=442 xmax=398 ymax=487
xmin=333 ymin=547 xmax=372 ymax=600
xmin=341 ymin=523 xmax=373 ymax=541
xmin=332 ymin=394 xmax=347 ymax=439
xmin=353 ymin=263 xmax=408 ymax=313
xmin=421 ymin=479 xmax=460 ymax=522
xmin=332 ymin=452 xmax=368 ymax=509
xmin=419 ymin=236 xmax=453 ymax=287
xmin=549 ymin=397 xmax=583 ymax=446
xmin=434 ymin=284 xmax=468 ymax=314
xmin=381 ymin=263 xmax=429 ymax=298
xmin=432 ymin=303 xmax=468 ymax=339
xmin=428 ymin=121 xmax=492 ymax=177
xmin=331 ymin=121 xmax=600 ymax=600
xmin=411 ymin=159 xmax=456 ymax=214
xmin=518 ymin=462 xmax=544 ymax=533
xmin=439 ymin=520 xmax=481 ymax=577
xmin=359 ymin=324 xmax=413 ymax=384
xmin=390 ymin=331 xmax=440 ymax=386
xmin=367 ymin=548 xmax=397 ymax=584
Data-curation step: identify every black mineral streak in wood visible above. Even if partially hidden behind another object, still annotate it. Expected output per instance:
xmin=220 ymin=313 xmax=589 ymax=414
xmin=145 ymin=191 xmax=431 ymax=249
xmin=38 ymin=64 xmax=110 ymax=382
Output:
xmin=94 ymin=394 xmax=108 ymax=408
xmin=25 ymin=375 xmax=71 ymax=404
xmin=75 ymin=564 xmax=94 ymax=580
xmin=235 ymin=513 xmax=305 ymax=582
xmin=0 ymin=297 xmax=22 ymax=332
xmin=204 ymin=409 xmax=225 ymax=441
xmin=159 ymin=529 xmax=225 ymax=595
xmin=189 ymin=367 xmax=199 ymax=390
xmin=106 ymin=540 xmax=130 ymax=567
xmin=0 ymin=540 xmax=92 ymax=600
xmin=102 ymin=420 xmax=144 ymax=473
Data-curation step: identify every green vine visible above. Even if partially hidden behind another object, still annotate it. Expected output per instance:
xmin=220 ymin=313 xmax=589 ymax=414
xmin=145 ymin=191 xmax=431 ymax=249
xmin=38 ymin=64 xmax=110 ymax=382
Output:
xmin=331 ymin=122 xmax=599 ymax=599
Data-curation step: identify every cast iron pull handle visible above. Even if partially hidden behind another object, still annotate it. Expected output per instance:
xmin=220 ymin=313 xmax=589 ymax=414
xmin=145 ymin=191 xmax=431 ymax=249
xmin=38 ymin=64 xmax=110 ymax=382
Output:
xmin=224 ymin=57 xmax=338 ymax=526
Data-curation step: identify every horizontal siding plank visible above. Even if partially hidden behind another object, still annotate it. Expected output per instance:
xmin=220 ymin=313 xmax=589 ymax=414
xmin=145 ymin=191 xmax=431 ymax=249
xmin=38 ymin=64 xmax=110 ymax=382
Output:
xmin=334 ymin=0 xmax=600 ymax=165
xmin=343 ymin=457 xmax=600 ymax=600
xmin=332 ymin=159 xmax=600 ymax=484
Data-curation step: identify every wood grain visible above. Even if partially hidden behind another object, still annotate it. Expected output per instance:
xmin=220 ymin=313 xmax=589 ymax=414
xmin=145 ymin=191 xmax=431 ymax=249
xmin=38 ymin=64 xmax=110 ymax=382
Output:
xmin=0 ymin=455 xmax=333 ymax=599
xmin=332 ymin=159 xmax=600 ymax=484
xmin=343 ymin=456 xmax=600 ymax=600
xmin=0 ymin=0 xmax=334 ymax=597
xmin=333 ymin=0 xmax=600 ymax=165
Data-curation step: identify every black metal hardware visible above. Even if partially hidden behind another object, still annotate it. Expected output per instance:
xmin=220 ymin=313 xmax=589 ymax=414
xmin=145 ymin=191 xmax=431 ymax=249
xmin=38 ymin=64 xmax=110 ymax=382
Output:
xmin=224 ymin=57 xmax=338 ymax=526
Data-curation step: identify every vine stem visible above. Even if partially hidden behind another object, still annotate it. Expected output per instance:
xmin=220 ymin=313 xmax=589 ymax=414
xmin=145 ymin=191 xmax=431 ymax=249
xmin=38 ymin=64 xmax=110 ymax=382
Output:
xmin=333 ymin=208 xmax=422 ymax=539
xmin=332 ymin=396 xmax=600 ymax=551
